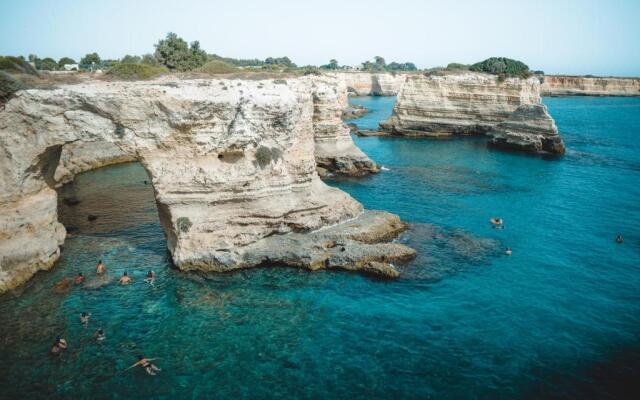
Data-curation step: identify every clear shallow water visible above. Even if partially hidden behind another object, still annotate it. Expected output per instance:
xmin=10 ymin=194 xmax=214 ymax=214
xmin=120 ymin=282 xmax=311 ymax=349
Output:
xmin=1 ymin=97 xmax=639 ymax=399
xmin=346 ymin=95 xmax=396 ymax=130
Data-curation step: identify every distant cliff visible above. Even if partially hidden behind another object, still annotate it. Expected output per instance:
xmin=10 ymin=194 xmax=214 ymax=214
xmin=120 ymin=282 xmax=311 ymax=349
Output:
xmin=542 ymin=75 xmax=640 ymax=96
xmin=331 ymin=72 xmax=407 ymax=96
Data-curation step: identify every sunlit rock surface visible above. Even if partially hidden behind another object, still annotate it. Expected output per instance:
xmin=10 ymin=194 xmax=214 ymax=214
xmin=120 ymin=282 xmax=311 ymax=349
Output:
xmin=542 ymin=75 xmax=640 ymax=96
xmin=0 ymin=76 xmax=412 ymax=292
xmin=332 ymin=72 xmax=407 ymax=96
xmin=487 ymin=104 xmax=565 ymax=155
xmin=380 ymin=72 xmax=541 ymax=136
xmin=312 ymin=75 xmax=379 ymax=176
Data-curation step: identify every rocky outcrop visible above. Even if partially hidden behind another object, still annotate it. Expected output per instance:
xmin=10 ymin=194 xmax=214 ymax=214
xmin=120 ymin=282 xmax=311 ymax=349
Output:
xmin=487 ymin=104 xmax=565 ymax=155
xmin=0 ymin=76 xmax=412 ymax=293
xmin=312 ymin=75 xmax=379 ymax=176
xmin=380 ymin=72 xmax=541 ymax=136
xmin=51 ymin=75 xmax=375 ymax=183
xmin=542 ymin=75 xmax=640 ymax=96
xmin=54 ymin=141 xmax=135 ymax=186
xmin=332 ymin=72 xmax=407 ymax=96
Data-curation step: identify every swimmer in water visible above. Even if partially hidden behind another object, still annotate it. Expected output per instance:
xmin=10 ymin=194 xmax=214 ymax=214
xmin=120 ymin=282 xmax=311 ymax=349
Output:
xmin=616 ymin=234 xmax=623 ymax=244
xmin=490 ymin=218 xmax=504 ymax=229
xmin=50 ymin=336 xmax=67 ymax=355
xmin=79 ymin=312 xmax=91 ymax=325
xmin=96 ymin=260 xmax=106 ymax=275
xmin=144 ymin=270 xmax=155 ymax=284
xmin=74 ymin=272 xmax=84 ymax=285
xmin=126 ymin=355 xmax=161 ymax=375
xmin=93 ymin=329 xmax=106 ymax=342
xmin=505 ymin=246 xmax=512 ymax=256
xmin=119 ymin=271 xmax=132 ymax=285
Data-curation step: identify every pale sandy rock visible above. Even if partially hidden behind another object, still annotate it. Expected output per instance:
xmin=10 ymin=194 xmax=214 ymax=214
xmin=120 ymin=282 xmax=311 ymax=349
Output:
xmin=380 ymin=72 xmax=541 ymax=136
xmin=0 ymin=76 xmax=410 ymax=292
xmin=312 ymin=75 xmax=379 ymax=176
xmin=487 ymin=104 xmax=565 ymax=155
xmin=331 ymin=72 xmax=407 ymax=96
xmin=54 ymin=141 xmax=135 ymax=186
xmin=542 ymin=75 xmax=640 ymax=96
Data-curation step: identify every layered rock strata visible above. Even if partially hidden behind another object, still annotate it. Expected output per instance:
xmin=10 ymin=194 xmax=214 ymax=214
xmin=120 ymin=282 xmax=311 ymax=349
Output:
xmin=487 ymin=104 xmax=565 ymax=155
xmin=380 ymin=72 xmax=541 ymax=136
xmin=312 ymin=75 xmax=379 ymax=176
xmin=0 ymin=77 xmax=411 ymax=293
xmin=332 ymin=72 xmax=407 ymax=96
xmin=54 ymin=141 xmax=135 ymax=186
xmin=542 ymin=75 xmax=640 ymax=96
xmin=51 ymin=75 xmax=376 ymax=184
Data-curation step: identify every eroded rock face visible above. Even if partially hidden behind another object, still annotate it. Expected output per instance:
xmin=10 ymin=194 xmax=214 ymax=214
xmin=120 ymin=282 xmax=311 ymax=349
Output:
xmin=0 ymin=77 xmax=411 ymax=292
xmin=51 ymin=74 xmax=376 ymax=183
xmin=54 ymin=141 xmax=135 ymax=186
xmin=487 ymin=104 xmax=565 ymax=155
xmin=380 ymin=72 xmax=541 ymax=136
xmin=312 ymin=75 xmax=379 ymax=176
xmin=542 ymin=75 xmax=640 ymax=96
xmin=332 ymin=72 xmax=407 ymax=96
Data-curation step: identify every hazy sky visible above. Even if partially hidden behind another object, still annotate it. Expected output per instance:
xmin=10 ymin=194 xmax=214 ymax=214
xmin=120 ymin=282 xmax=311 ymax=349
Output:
xmin=1 ymin=0 xmax=639 ymax=76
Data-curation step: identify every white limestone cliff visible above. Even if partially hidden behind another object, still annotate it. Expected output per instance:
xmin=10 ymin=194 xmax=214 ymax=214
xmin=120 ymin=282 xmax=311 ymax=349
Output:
xmin=380 ymin=72 xmax=541 ymax=136
xmin=0 ymin=77 xmax=412 ymax=292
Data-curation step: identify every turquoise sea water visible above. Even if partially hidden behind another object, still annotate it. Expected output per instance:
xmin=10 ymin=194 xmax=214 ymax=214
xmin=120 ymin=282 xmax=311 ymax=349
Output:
xmin=1 ymin=96 xmax=639 ymax=399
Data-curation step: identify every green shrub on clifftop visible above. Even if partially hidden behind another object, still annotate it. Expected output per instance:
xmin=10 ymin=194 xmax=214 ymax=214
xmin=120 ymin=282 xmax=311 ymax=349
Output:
xmin=195 ymin=60 xmax=238 ymax=74
xmin=470 ymin=57 xmax=530 ymax=77
xmin=0 ymin=71 xmax=26 ymax=105
xmin=0 ymin=56 xmax=38 ymax=75
xmin=106 ymin=63 xmax=168 ymax=80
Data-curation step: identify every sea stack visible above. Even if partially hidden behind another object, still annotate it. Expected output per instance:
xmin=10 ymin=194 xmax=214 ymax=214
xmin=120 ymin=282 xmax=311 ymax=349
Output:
xmin=380 ymin=72 xmax=541 ymax=136
xmin=487 ymin=104 xmax=565 ymax=155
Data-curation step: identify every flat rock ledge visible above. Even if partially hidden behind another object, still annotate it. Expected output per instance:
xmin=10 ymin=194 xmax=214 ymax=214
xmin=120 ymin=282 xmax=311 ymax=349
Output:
xmin=179 ymin=210 xmax=415 ymax=279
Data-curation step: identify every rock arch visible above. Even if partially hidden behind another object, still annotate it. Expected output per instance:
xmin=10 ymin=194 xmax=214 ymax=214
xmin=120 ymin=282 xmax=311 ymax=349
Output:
xmin=0 ymin=77 xmax=412 ymax=292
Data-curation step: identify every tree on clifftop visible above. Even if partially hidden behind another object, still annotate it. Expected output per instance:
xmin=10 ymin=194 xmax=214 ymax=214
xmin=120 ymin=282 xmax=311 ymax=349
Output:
xmin=469 ymin=57 xmax=530 ymax=77
xmin=58 ymin=57 xmax=76 ymax=68
xmin=81 ymin=53 xmax=101 ymax=66
xmin=154 ymin=32 xmax=207 ymax=71
xmin=320 ymin=59 xmax=339 ymax=70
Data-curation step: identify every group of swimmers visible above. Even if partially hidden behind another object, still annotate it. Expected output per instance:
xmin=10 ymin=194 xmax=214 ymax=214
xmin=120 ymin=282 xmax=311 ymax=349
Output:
xmin=51 ymin=260 xmax=161 ymax=375
xmin=72 ymin=260 xmax=156 ymax=287
xmin=491 ymin=217 xmax=624 ymax=255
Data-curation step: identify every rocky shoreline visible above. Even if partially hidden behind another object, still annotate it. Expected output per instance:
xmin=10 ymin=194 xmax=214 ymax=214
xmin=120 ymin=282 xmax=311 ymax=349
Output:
xmin=0 ymin=75 xmax=404 ymax=293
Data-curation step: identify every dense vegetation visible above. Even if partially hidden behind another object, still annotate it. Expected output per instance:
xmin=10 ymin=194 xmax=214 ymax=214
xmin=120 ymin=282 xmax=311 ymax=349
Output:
xmin=0 ymin=56 xmax=38 ymax=75
xmin=0 ymin=71 xmax=26 ymax=105
xmin=106 ymin=63 xmax=168 ymax=80
xmin=469 ymin=57 xmax=530 ymax=77
xmin=195 ymin=60 xmax=238 ymax=74
xmin=154 ymin=32 xmax=207 ymax=71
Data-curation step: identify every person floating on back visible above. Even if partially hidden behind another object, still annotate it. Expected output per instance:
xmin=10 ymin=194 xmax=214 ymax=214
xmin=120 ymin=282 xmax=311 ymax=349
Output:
xmin=96 ymin=260 xmax=106 ymax=275
xmin=80 ymin=312 xmax=91 ymax=325
xmin=616 ymin=234 xmax=623 ymax=244
xmin=126 ymin=355 xmax=161 ymax=375
xmin=51 ymin=336 xmax=67 ymax=355
xmin=93 ymin=329 xmax=106 ymax=343
xmin=119 ymin=271 xmax=132 ymax=285
xmin=74 ymin=272 xmax=84 ymax=285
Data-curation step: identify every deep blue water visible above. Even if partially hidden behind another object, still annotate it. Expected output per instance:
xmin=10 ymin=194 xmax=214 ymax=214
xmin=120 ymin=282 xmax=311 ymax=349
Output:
xmin=346 ymin=95 xmax=396 ymax=130
xmin=1 ymin=96 xmax=639 ymax=399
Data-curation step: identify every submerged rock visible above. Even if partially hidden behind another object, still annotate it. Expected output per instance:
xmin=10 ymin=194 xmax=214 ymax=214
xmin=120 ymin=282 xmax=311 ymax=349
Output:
xmin=487 ymin=104 xmax=565 ymax=155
